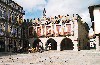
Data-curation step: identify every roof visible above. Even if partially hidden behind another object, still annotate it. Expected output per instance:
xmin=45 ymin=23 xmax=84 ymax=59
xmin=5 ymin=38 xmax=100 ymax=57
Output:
xmin=88 ymin=4 xmax=100 ymax=9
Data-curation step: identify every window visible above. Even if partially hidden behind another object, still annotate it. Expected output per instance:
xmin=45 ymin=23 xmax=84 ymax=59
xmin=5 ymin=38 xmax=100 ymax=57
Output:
xmin=0 ymin=8 xmax=2 ymax=17
xmin=7 ymin=0 xmax=10 ymax=4
xmin=12 ymin=13 xmax=15 ymax=22
xmin=3 ymin=10 xmax=7 ymax=19
xmin=16 ymin=5 xmax=18 ymax=10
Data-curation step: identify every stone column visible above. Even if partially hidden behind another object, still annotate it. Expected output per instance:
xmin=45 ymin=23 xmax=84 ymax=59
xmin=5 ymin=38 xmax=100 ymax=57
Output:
xmin=73 ymin=40 xmax=78 ymax=51
xmin=57 ymin=43 xmax=60 ymax=51
xmin=57 ymin=37 xmax=61 ymax=51
xmin=5 ymin=37 xmax=9 ymax=52
xmin=5 ymin=23 xmax=8 ymax=52
xmin=5 ymin=7 xmax=9 ymax=52
xmin=95 ymin=36 xmax=99 ymax=51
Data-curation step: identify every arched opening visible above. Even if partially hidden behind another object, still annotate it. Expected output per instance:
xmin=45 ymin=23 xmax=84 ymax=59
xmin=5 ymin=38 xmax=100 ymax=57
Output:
xmin=0 ymin=40 xmax=5 ymax=52
xmin=46 ymin=38 xmax=57 ymax=50
xmin=60 ymin=38 xmax=74 ymax=50
xmin=23 ymin=40 xmax=29 ymax=52
xmin=32 ymin=38 xmax=44 ymax=52
xmin=33 ymin=38 xmax=42 ymax=48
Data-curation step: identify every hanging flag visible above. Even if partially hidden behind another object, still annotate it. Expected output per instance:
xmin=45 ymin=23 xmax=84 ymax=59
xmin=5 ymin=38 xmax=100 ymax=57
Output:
xmin=56 ymin=25 xmax=61 ymax=35
xmin=46 ymin=26 xmax=51 ymax=36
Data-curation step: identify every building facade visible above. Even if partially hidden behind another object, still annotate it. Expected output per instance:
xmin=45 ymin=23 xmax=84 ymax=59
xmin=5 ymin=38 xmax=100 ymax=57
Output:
xmin=88 ymin=5 xmax=100 ymax=51
xmin=0 ymin=0 xmax=25 ymax=52
xmin=28 ymin=8 xmax=89 ymax=51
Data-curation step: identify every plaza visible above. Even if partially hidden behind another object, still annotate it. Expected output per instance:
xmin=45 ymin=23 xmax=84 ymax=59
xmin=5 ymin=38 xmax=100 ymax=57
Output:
xmin=0 ymin=50 xmax=100 ymax=65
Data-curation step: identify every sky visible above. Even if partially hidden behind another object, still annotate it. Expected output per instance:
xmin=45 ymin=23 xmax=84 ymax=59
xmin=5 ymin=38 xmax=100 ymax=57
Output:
xmin=13 ymin=0 xmax=100 ymax=28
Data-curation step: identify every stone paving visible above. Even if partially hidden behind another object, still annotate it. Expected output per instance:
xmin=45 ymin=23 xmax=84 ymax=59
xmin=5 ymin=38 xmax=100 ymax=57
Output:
xmin=0 ymin=50 xmax=100 ymax=65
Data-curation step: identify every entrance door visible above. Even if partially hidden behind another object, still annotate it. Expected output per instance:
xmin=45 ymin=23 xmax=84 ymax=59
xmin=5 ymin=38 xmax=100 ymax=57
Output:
xmin=46 ymin=38 xmax=57 ymax=50
xmin=60 ymin=38 xmax=73 ymax=50
xmin=0 ymin=40 xmax=5 ymax=52
xmin=33 ymin=38 xmax=41 ymax=48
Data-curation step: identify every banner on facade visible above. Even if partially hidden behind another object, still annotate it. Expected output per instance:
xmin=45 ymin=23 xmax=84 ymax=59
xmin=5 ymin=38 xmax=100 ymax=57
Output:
xmin=46 ymin=26 xmax=51 ymax=36
xmin=64 ymin=24 xmax=71 ymax=35
xmin=56 ymin=25 xmax=61 ymax=36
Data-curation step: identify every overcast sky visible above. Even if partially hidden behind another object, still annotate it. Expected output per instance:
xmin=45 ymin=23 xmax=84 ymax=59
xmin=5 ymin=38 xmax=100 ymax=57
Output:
xmin=13 ymin=0 xmax=100 ymax=28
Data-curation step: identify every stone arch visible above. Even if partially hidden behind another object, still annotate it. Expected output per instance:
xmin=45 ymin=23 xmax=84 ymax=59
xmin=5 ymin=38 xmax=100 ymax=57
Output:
xmin=60 ymin=37 xmax=74 ymax=50
xmin=33 ymin=38 xmax=42 ymax=48
xmin=46 ymin=38 xmax=57 ymax=50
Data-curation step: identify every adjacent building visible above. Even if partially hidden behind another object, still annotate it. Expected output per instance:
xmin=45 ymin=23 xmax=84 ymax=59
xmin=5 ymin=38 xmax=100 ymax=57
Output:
xmin=88 ymin=5 xmax=100 ymax=51
xmin=0 ymin=0 xmax=25 ymax=52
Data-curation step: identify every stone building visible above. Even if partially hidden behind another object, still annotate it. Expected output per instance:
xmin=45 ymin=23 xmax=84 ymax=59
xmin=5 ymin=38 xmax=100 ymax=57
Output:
xmin=88 ymin=5 xmax=100 ymax=51
xmin=28 ymin=8 xmax=89 ymax=51
xmin=0 ymin=0 xmax=25 ymax=52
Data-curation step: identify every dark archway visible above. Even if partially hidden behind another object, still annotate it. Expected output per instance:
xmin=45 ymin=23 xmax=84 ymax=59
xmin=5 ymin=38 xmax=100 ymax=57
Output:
xmin=46 ymin=38 xmax=57 ymax=50
xmin=60 ymin=38 xmax=73 ymax=50
xmin=0 ymin=40 xmax=5 ymax=52
xmin=33 ymin=38 xmax=41 ymax=48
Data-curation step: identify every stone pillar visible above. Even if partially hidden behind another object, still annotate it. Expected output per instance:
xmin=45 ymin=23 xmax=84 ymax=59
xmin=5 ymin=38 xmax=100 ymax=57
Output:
xmin=57 ymin=38 xmax=61 ymax=51
xmin=5 ymin=37 xmax=9 ymax=52
xmin=95 ymin=36 xmax=99 ymax=51
xmin=57 ymin=43 xmax=60 ymax=51
xmin=5 ymin=22 xmax=8 ymax=52
xmin=73 ymin=40 xmax=78 ymax=51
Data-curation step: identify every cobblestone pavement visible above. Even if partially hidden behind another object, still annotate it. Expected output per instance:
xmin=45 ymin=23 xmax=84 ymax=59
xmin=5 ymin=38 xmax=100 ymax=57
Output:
xmin=0 ymin=50 xmax=100 ymax=65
